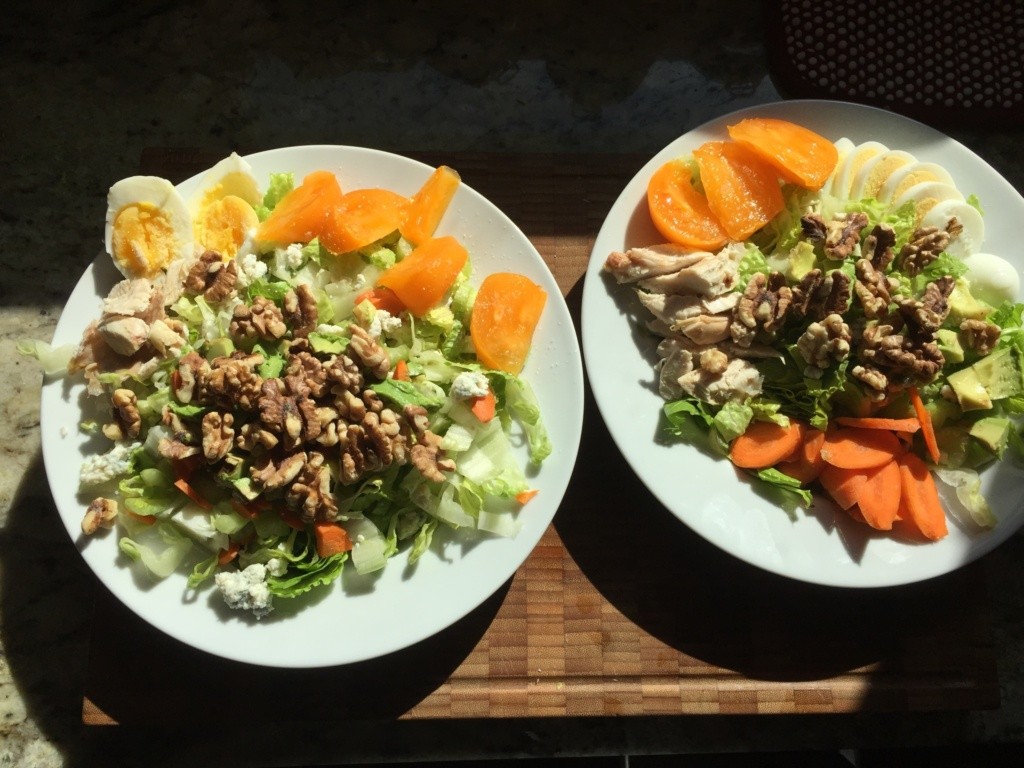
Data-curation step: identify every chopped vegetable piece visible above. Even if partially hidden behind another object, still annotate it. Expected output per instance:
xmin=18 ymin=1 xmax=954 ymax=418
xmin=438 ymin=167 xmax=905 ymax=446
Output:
xmin=646 ymin=158 xmax=729 ymax=250
xmin=256 ymin=170 xmax=343 ymax=245
xmin=819 ymin=427 xmax=904 ymax=470
xmin=354 ymin=285 xmax=406 ymax=316
xmin=218 ymin=542 xmax=241 ymax=566
xmin=470 ymin=390 xmax=497 ymax=423
xmin=515 ymin=489 xmax=539 ymax=505
xmin=856 ymin=460 xmax=901 ymax=530
xmin=392 ymin=359 xmax=410 ymax=381
xmin=692 ymin=140 xmax=785 ymax=241
xmin=726 ymin=117 xmax=839 ymax=190
xmin=834 ymin=417 xmax=921 ymax=433
xmin=470 ymin=272 xmax=547 ymax=374
xmin=818 ymin=464 xmax=870 ymax=511
xmin=729 ymin=419 xmax=804 ymax=470
xmin=314 ymin=522 xmax=354 ymax=557
xmin=908 ymin=386 xmax=941 ymax=463
xmin=897 ymin=452 xmax=949 ymax=540
xmin=401 ymin=165 xmax=461 ymax=245
xmin=774 ymin=427 xmax=826 ymax=483
xmin=321 ymin=188 xmax=409 ymax=254
xmin=377 ymin=235 xmax=468 ymax=316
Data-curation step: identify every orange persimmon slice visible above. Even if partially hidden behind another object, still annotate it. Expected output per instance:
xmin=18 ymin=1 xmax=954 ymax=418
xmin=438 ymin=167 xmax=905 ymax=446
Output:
xmin=376 ymin=235 xmax=468 ymax=316
xmin=646 ymin=158 xmax=729 ymax=250
xmin=470 ymin=272 xmax=547 ymax=374
xmin=692 ymin=140 xmax=785 ymax=241
xmin=401 ymin=165 xmax=461 ymax=246
xmin=727 ymin=117 xmax=839 ymax=190
xmin=321 ymin=188 xmax=409 ymax=254
xmin=256 ymin=170 xmax=343 ymax=245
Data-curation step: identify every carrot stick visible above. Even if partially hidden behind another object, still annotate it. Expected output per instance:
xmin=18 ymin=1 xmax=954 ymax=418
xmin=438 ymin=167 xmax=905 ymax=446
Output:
xmin=469 ymin=390 xmax=496 ymax=423
xmin=908 ymin=386 xmax=940 ymax=464
xmin=775 ymin=427 xmax=826 ymax=483
xmin=279 ymin=510 xmax=306 ymax=531
xmin=173 ymin=476 xmax=212 ymax=510
xmin=897 ymin=453 xmax=948 ymax=540
xmin=834 ymin=416 xmax=921 ymax=433
xmin=218 ymin=542 xmax=241 ymax=566
xmin=819 ymin=427 xmax=903 ymax=469
xmin=314 ymin=522 xmax=353 ymax=557
xmin=856 ymin=460 xmax=901 ymax=531
xmin=515 ymin=489 xmax=539 ymax=505
xmin=729 ymin=419 xmax=805 ymax=470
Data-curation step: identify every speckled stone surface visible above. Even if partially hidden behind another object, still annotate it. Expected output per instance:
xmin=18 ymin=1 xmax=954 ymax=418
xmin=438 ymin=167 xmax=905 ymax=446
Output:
xmin=2 ymin=1 xmax=1023 ymax=766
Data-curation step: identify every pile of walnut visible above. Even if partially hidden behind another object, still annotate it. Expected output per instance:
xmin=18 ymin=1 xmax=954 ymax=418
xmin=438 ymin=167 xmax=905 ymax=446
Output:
xmin=73 ymin=249 xmax=455 ymax=535
xmin=604 ymin=211 xmax=1001 ymax=406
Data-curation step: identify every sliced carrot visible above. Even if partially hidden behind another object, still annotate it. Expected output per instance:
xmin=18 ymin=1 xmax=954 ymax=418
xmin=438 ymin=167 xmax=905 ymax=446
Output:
xmin=834 ymin=416 xmax=921 ymax=433
xmin=377 ymin=235 xmax=468 ymax=316
xmin=897 ymin=452 xmax=948 ymax=540
xmin=729 ymin=419 xmax=805 ymax=470
xmin=125 ymin=509 xmax=158 ymax=526
xmin=401 ymin=165 xmax=461 ymax=245
xmin=775 ymin=427 xmax=826 ymax=483
xmin=354 ymin=285 xmax=406 ymax=316
xmin=818 ymin=464 xmax=870 ymax=511
xmin=314 ymin=521 xmax=354 ymax=558
xmin=320 ymin=187 xmax=409 ymax=254
xmin=646 ymin=158 xmax=729 ymax=250
xmin=726 ymin=117 xmax=839 ymax=190
xmin=908 ymin=386 xmax=941 ymax=464
xmin=256 ymin=170 xmax=343 ymax=245
xmin=392 ymin=359 xmax=410 ymax=381
xmin=218 ymin=541 xmax=241 ymax=566
xmin=469 ymin=390 xmax=496 ymax=423
xmin=516 ymin=489 xmax=539 ymax=505
xmin=470 ymin=272 xmax=547 ymax=374
xmin=856 ymin=460 xmax=901 ymax=531
xmin=173 ymin=476 xmax=212 ymax=510
xmin=819 ymin=427 xmax=903 ymax=470
xmin=692 ymin=140 xmax=785 ymax=241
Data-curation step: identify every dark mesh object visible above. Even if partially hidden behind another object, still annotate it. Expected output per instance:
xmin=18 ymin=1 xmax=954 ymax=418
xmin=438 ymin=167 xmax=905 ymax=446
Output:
xmin=764 ymin=0 xmax=1024 ymax=128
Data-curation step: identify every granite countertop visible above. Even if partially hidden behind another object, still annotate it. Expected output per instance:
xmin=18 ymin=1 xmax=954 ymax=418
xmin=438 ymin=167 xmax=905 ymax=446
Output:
xmin=2 ymin=1 xmax=1023 ymax=766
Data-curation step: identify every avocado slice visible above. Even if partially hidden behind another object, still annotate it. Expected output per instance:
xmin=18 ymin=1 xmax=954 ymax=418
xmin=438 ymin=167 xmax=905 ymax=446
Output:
xmin=947 ymin=345 xmax=1024 ymax=411
xmin=936 ymin=328 xmax=964 ymax=365
xmin=948 ymin=278 xmax=993 ymax=322
xmin=970 ymin=416 xmax=1013 ymax=455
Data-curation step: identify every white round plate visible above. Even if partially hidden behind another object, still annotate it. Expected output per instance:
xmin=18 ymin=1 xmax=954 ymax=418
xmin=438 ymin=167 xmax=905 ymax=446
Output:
xmin=42 ymin=145 xmax=584 ymax=666
xmin=581 ymin=100 xmax=1024 ymax=588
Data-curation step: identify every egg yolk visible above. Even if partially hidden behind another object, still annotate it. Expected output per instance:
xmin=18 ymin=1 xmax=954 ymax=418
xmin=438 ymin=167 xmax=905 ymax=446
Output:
xmin=194 ymin=195 xmax=259 ymax=258
xmin=111 ymin=203 xmax=180 ymax=279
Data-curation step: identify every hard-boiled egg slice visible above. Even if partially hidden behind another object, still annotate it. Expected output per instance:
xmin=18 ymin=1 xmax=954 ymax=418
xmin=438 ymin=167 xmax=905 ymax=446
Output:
xmin=848 ymin=150 xmax=916 ymax=201
xmin=190 ymin=153 xmax=262 ymax=259
xmin=893 ymin=181 xmax=964 ymax=226
xmin=829 ymin=140 xmax=887 ymax=199
xmin=105 ymin=176 xmax=194 ymax=279
xmin=921 ymin=199 xmax=985 ymax=258
xmin=875 ymin=161 xmax=956 ymax=204
xmin=962 ymin=252 xmax=1019 ymax=306
xmin=822 ymin=137 xmax=854 ymax=194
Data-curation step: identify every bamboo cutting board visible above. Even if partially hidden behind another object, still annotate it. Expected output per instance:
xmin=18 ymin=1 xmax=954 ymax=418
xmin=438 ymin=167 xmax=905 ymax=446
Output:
xmin=81 ymin=150 xmax=998 ymax=724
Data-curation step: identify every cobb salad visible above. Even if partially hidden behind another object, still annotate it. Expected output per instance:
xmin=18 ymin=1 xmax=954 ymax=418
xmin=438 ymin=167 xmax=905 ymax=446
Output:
xmin=603 ymin=117 xmax=1024 ymax=540
xmin=27 ymin=153 xmax=551 ymax=620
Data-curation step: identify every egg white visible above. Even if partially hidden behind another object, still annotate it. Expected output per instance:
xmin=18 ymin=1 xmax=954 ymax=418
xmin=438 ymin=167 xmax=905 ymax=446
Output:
xmin=104 ymin=176 xmax=194 ymax=278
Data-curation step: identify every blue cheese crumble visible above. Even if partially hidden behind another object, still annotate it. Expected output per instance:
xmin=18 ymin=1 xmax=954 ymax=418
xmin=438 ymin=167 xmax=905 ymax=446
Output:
xmin=214 ymin=563 xmax=274 ymax=619
xmin=451 ymin=371 xmax=490 ymax=400
xmin=79 ymin=441 xmax=141 ymax=486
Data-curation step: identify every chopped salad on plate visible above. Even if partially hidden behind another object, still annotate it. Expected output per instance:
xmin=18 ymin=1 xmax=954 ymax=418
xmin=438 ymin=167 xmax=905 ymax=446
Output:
xmin=603 ymin=117 xmax=1024 ymax=540
xmin=27 ymin=154 xmax=551 ymax=620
